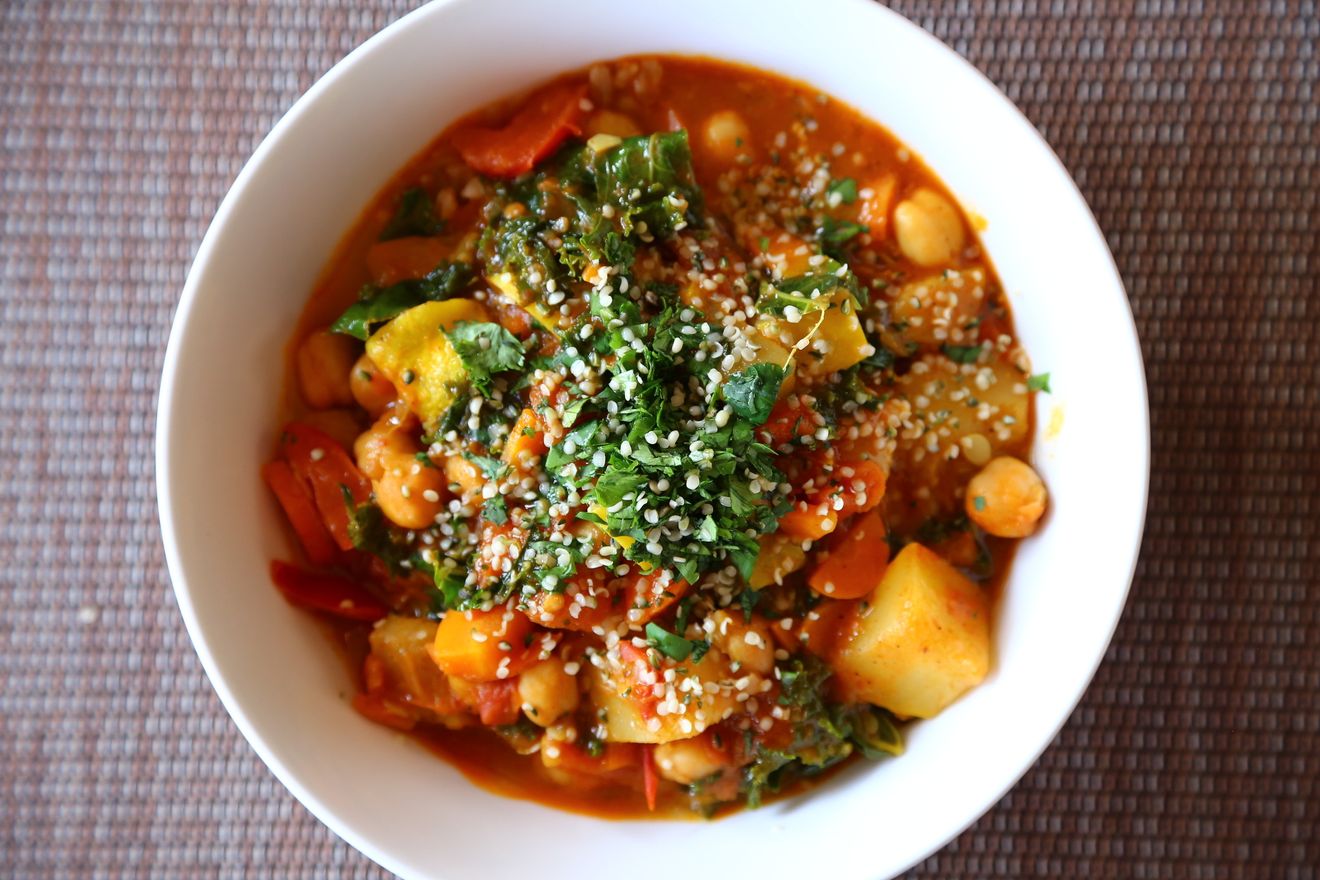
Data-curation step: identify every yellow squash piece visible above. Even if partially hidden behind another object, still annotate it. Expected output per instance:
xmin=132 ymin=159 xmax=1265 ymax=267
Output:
xmin=365 ymin=299 xmax=490 ymax=426
xmin=487 ymin=272 xmax=560 ymax=330
xmin=833 ymin=543 xmax=990 ymax=718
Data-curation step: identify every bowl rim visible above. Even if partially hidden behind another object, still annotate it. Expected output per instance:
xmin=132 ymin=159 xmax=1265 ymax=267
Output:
xmin=156 ymin=0 xmax=1150 ymax=876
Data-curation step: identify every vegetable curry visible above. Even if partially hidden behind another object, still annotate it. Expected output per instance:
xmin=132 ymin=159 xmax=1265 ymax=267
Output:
xmin=267 ymin=56 xmax=1049 ymax=818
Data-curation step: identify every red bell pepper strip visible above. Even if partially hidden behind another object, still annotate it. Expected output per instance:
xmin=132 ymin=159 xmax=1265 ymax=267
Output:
xmin=642 ymin=744 xmax=659 ymax=812
xmin=279 ymin=422 xmax=372 ymax=552
xmin=269 ymin=560 xmax=387 ymax=622
xmin=261 ymin=460 xmax=339 ymax=566
xmin=453 ymin=82 xmax=588 ymax=178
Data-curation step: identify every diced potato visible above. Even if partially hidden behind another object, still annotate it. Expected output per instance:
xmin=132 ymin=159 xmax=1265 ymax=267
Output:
xmin=487 ymin=272 xmax=559 ymax=330
xmin=832 ymin=543 xmax=990 ymax=718
xmin=368 ymin=616 xmax=461 ymax=715
xmin=889 ymin=267 xmax=991 ymax=350
xmin=893 ymin=354 xmax=1030 ymax=460
xmin=588 ymin=646 xmax=741 ymax=743
xmin=748 ymin=533 xmax=807 ymax=588
xmin=365 ymin=299 xmax=490 ymax=426
xmin=756 ymin=291 xmax=869 ymax=378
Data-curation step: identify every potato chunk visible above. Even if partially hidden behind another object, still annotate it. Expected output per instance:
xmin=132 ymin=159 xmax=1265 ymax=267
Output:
xmin=365 ymin=299 xmax=490 ymax=425
xmin=588 ymin=645 xmax=741 ymax=743
xmin=833 ymin=543 xmax=989 ymax=718
xmin=369 ymin=616 xmax=459 ymax=714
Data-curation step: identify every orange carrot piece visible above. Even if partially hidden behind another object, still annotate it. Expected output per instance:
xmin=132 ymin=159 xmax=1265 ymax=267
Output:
xmin=807 ymin=509 xmax=889 ymax=599
xmin=430 ymin=606 xmax=536 ymax=682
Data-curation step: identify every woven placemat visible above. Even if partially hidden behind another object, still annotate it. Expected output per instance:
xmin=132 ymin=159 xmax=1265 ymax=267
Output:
xmin=1 ymin=1 xmax=1316 ymax=876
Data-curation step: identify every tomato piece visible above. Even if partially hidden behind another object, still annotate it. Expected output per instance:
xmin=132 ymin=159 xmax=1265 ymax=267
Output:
xmin=365 ymin=236 xmax=449 ymax=285
xmin=261 ymin=460 xmax=339 ymax=565
xmin=279 ymin=422 xmax=372 ymax=551
xmin=453 ymin=82 xmax=588 ymax=178
xmin=760 ymin=395 xmax=816 ymax=447
xmin=473 ymin=680 xmax=521 ymax=726
xmin=621 ymin=572 xmax=689 ymax=626
xmin=269 ymin=560 xmax=387 ymax=621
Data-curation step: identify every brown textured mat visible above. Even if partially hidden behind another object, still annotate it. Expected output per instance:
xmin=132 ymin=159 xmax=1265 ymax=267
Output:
xmin=1 ymin=0 xmax=1316 ymax=876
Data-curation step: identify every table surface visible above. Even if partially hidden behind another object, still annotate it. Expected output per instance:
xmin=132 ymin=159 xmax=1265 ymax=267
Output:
xmin=2 ymin=1 xmax=1316 ymax=877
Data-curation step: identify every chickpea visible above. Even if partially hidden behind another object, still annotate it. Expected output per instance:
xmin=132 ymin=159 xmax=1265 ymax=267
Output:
xmin=893 ymin=187 xmax=966 ymax=266
xmin=584 ymin=109 xmax=641 ymax=138
xmin=444 ymin=454 xmax=486 ymax=500
xmin=297 ymin=329 xmax=357 ymax=409
xmin=654 ymin=733 xmax=730 ymax=785
xmin=965 ymin=456 xmax=1048 ymax=538
xmin=703 ymin=110 xmax=750 ymax=163
xmin=349 ymin=353 xmax=398 ymax=419
xmin=354 ymin=413 xmax=447 ymax=529
xmin=517 ymin=658 xmax=580 ymax=727
xmin=705 ymin=610 xmax=775 ymax=676
xmin=353 ymin=412 xmax=412 ymax=480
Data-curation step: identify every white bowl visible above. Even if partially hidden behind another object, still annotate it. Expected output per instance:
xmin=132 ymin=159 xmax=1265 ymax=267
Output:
xmin=157 ymin=0 xmax=1149 ymax=877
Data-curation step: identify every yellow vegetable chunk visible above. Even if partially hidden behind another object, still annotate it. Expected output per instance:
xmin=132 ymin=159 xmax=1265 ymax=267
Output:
xmin=365 ymin=299 xmax=490 ymax=426
xmin=588 ymin=646 xmax=741 ymax=743
xmin=756 ymin=291 xmax=869 ymax=378
xmin=368 ymin=616 xmax=460 ymax=716
xmin=486 ymin=272 xmax=559 ymax=330
xmin=890 ymin=267 xmax=991 ymax=350
xmin=748 ymin=533 xmax=807 ymax=588
xmin=833 ymin=543 xmax=990 ymax=719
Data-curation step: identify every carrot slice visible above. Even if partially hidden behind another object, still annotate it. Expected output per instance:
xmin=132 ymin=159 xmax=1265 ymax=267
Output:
xmin=279 ymin=422 xmax=372 ymax=551
xmin=807 ymin=508 xmax=889 ymax=599
xmin=261 ymin=460 xmax=338 ymax=565
xmin=269 ymin=560 xmax=387 ymax=622
xmin=453 ymin=82 xmax=588 ymax=178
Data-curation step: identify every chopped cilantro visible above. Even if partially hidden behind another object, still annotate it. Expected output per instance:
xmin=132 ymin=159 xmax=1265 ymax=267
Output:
xmin=826 ymin=177 xmax=858 ymax=204
xmin=941 ymin=343 xmax=984 ymax=365
xmin=722 ymin=363 xmax=786 ymax=425
xmin=1028 ymin=372 xmax=1052 ymax=393
xmin=645 ymin=622 xmax=695 ymax=661
xmin=445 ymin=321 xmax=526 ymax=396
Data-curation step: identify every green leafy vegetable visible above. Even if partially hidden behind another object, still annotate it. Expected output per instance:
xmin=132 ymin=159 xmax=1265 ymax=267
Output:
xmin=723 ymin=363 xmax=786 ymax=425
xmin=483 ymin=495 xmax=509 ymax=524
xmin=331 ymin=262 xmax=474 ymax=340
xmin=645 ymin=622 xmax=695 ymax=661
xmin=826 ymin=177 xmax=858 ymax=204
xmin=819 ymin=217 xmax=867 ymax=258
xmin=1028 ymin=372 xmax=1052 ymax=393
xmin=445 ymin=321 xmax=526 ymax=396
xmin=594 ymin=131 xmax=703 ymax=237
xmin=379 ymin=186 xmax=444 ymax=241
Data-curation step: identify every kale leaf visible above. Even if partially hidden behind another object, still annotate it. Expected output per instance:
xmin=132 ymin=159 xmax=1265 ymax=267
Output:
xmin=331 ymin=262 xmax=474 ymax=340
xmin=379 ymin=186 xmax=444 ymax=241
